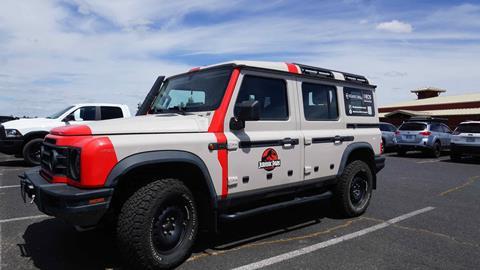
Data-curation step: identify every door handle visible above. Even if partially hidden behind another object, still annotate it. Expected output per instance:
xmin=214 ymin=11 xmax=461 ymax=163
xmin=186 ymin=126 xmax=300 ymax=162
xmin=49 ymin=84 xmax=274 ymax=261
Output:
xmin=333 ymin=135 xmax=342 ymax=144
xmin=281 ymin=138 xmax=298 ymax=147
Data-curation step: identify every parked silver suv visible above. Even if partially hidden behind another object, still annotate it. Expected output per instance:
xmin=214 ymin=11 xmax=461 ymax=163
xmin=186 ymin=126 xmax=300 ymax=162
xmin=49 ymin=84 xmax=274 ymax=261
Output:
xmin=396 ymin=121 xmax=452 ymax=157
xmin=379 ymin=122 xmax=397 ymax=152
xmin=450 ymin=121 xmax=480 ymax=161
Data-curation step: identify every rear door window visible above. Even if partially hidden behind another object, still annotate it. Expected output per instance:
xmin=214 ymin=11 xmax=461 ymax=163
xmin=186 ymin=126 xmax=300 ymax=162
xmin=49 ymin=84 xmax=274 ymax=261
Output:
xmin=301 ymin=83 xmax=338 ymax=121
xmin=101 ymin=106 xmax=124 ymax=120
xmin=399 ymin=123 xmax=426 ymax=131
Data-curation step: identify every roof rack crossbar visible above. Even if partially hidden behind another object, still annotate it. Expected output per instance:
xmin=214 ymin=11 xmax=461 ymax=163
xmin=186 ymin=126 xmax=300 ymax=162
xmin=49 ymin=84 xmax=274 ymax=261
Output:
xmin=294 ymin=63 xmax=334 ymax=79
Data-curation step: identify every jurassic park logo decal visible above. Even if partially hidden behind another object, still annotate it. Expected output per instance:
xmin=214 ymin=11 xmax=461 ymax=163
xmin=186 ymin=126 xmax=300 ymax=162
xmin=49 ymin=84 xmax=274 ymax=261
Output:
xmin=258 ymin=148 xmax=281 ymax=171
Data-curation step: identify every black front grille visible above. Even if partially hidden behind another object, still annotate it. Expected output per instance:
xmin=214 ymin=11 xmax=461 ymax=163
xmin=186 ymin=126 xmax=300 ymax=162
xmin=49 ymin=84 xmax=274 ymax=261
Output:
xmin=41 ymin=143 xmax=69 ymax=176
xmin=0 ymin=125 xmax=5 ymax=140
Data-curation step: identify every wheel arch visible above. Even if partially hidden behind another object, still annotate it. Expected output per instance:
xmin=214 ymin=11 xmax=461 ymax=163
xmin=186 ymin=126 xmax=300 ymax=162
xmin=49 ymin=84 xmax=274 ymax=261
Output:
xmin=21 ymin=131 xmax=49 ymax=148
xmin=337 ymin=142 xmax=377 ymax=189
xmin=105 ymin=150 xmax=218 ymax=231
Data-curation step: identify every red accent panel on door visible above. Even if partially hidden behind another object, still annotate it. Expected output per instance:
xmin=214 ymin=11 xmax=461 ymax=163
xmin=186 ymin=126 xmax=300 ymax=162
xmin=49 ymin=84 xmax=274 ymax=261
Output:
xmin=208 ymin=68 xmax=241 ymax=199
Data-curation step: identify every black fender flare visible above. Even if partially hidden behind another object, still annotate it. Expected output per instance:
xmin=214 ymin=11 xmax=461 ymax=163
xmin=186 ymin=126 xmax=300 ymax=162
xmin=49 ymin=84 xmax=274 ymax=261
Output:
xmin=337 ymin=142 xmax=377 ymax=188
xmin=105 ymin=150 xmax=217 ymax=208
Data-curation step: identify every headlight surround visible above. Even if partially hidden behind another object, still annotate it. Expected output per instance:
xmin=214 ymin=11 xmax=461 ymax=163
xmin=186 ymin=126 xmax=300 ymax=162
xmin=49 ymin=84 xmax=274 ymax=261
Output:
xmin=5 ymin=129 xmax=22 ymax=138
xmin=68 ymin=148 xmax=81 ymax=181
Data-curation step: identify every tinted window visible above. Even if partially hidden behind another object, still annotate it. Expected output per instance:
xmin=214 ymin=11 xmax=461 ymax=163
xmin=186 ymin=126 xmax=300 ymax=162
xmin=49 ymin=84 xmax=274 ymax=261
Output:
xmin=379 ymin=124 xmax=389 ymax=132
xmin=302 ymin=83 xmax=338 ymax=121
xmin=235 ymin=75 xmax=288 ymax=121
xmin=69 ymin=106 xmax=96 ymax=121
xmin=442 ymin=124 xmax=452 ymax=133
xmin=101 ymin=106 xmax=123 ymax=120
xmin=455 ymin=123 xmax=480 ymax=133
xmin=430 ymin=124 xmax=443 ymax=132
xmin=399 ymin=123 xmax=427 ymax=131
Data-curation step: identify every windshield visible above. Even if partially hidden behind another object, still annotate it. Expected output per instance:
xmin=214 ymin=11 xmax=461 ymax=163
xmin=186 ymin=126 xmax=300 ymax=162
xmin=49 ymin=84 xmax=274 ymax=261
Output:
xmin=151 ymin=68 xmax=232 ymax=113
xmin=455 ymin=123 xmax=480 ymax=133
xmin=47 ymin=106 xmax=74 ymax=119
xmin=399 ymin=122 xmax=427 ymax=131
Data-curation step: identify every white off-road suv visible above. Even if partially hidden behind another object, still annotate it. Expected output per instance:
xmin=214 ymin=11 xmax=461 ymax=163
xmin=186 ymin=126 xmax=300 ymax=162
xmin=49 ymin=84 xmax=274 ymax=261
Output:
xmin=19 ymin=61 xmax=385 ymax=269
xmin=0 ymin=103 xmax=130 ymax=165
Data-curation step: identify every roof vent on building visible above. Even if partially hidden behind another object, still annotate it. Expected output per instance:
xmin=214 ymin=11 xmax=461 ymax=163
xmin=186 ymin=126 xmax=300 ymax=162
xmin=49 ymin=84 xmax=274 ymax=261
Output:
xmin=411 ymin=87 xmax=446 ymax=100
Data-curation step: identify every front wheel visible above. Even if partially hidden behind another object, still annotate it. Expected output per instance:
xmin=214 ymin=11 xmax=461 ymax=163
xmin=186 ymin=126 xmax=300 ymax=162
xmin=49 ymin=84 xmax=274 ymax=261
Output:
xmin=22 ymin=138 xmax=44 ymax=166
xmin=117 ymin=179 xmax=198 ymax=270
xmin=333 ymin=160 xmax=373 ymax=217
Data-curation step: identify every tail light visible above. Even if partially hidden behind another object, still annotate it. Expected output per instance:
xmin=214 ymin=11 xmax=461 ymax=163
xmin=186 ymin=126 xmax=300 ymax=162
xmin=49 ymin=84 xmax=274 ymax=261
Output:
xmin=419 ymin=131 xmax=431 ymax=136
xmin=380 ymin=140 xmax=384 ymax=155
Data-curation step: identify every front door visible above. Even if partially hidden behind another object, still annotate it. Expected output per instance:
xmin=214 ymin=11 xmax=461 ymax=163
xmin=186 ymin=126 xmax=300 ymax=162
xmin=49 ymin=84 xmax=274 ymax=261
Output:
xmin=224 ymin=70 xmax=303 ymax=195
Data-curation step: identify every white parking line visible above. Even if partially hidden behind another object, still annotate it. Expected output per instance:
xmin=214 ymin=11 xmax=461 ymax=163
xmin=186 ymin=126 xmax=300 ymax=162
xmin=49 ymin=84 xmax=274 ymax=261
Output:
xmin=0 ymin=185 xmax=19 ymax=189
xmin=232 ymin=206 xmax=435 ymax=270
xmin=0 ymin=215 xmax=49 ymax=224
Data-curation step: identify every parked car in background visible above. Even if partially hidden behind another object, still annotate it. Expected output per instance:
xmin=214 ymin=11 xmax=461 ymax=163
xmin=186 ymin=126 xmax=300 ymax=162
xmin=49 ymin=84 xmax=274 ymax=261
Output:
xmin=379 ymin=122 xmax=397 ymax=152
xmin=450 ymin=121 xmax=480 ymax=161
xmin=0 ymin=103 xmax=130 ymax=165
xmin=395 ymin=121 xmax=452 ymax=157
xmin=0 ymin=115 xmax=18 ymax=124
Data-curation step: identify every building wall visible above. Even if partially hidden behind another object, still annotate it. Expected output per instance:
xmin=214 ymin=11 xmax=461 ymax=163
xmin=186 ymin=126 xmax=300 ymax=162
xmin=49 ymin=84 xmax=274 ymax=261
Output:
xmin=379 ymin=101 xmax=480 ymax=113
xmin=381 ymin=114 xmax=480 ymax=129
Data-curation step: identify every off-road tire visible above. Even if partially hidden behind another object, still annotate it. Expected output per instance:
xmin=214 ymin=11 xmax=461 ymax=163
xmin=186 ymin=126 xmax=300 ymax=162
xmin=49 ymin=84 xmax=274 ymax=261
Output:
xmin=22 ymin=138 xmax=44 ymax=166
xmin=333 ymin=160 xmax=373 ymax=217
xmin=117 ymin=179 xmax=198 ymax=270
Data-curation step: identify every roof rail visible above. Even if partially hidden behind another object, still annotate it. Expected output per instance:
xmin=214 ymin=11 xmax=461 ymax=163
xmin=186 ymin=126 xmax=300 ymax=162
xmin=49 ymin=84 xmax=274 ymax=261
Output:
xmin=343 ymin=73 xmax=369 ymax=84
xmin=294 ymin=63 xmax=334 ymax=79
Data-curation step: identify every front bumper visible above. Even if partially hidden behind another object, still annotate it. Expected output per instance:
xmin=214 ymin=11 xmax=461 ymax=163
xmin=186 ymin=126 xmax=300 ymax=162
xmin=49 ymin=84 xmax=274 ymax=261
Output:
xmin=374 ymin=155 xmax=385 ymax=173
xmin=0 ymin=138 xmax=23 ymax=155
xmin=451 ymin=143 xmax=480 ymax=156
xmin=19 ymin=168 xmax=113 ymax=227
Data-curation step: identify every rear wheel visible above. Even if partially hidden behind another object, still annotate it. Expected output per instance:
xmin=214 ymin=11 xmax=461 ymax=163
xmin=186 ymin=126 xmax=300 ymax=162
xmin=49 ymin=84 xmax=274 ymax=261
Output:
xmin=333 ymin=160 xmax=373 ymax=217
xmin=22 ymin=138 xmax=44 ymax=166
xmin=117 ymin=178 xmax=198 ymax=270
xmin=430 ymin=141 xmax=441 ymax=158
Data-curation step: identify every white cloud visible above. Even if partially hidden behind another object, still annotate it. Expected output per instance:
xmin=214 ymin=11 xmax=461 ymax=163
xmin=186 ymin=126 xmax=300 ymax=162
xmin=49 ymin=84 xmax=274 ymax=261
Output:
xmin=376 ymin=20 xmax=413 ymax=33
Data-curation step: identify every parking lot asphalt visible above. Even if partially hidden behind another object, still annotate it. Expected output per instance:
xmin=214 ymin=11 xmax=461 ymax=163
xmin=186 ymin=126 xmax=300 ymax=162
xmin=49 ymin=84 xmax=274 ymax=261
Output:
xmin=0 ymin=152 xmax=479 ymax=270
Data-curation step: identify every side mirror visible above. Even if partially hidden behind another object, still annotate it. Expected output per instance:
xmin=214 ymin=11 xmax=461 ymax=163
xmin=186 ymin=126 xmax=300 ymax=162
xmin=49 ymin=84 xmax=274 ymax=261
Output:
xmin=63 ymin=114 xmax=75 ymax=122
xmin=230 ymin=100 xmax=260 ymax=130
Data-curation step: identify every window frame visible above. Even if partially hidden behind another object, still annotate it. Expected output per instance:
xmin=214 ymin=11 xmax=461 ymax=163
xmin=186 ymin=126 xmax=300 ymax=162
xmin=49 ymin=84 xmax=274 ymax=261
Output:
xmin=234 ymin=74 xmax=290 ymax=121
xmin=301 ymin=82 xmax=339 ymax=121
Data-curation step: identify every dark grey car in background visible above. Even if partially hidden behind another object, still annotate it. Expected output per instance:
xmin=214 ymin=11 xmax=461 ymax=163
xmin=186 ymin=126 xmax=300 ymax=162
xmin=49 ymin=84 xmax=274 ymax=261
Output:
xmin=395 ymin=121 xmax=452 ymax=157
xmin=380 ymin=122 xmax=397 ymax=152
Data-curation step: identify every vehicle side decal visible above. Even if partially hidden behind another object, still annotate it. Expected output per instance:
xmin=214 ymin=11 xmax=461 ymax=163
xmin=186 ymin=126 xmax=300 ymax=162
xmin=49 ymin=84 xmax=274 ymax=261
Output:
xmin=208 ymin=68 xmax=241 ymax=199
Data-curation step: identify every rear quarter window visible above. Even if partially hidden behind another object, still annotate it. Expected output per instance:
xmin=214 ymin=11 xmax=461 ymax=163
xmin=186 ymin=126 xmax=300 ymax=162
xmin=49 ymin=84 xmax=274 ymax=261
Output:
xmin=343 ymin=88 xmax=375 ymax=117
xmin=101 ymin=106 xmax=124 ymax=120
xmin=399 ymin=123 xmax=427 ymax=131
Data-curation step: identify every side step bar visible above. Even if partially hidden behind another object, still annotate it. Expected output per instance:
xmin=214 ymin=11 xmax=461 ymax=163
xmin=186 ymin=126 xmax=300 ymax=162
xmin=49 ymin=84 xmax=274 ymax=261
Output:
xmin=219 ymin=191 xmax=333 ymax=222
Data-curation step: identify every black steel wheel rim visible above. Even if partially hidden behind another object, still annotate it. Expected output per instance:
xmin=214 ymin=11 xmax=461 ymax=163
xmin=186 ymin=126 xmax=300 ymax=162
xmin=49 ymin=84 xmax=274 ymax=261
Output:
xmin=350 ymin=174 xmax=368 ymax=206
xmin=151 ymin=197 xmax=190 ymax=254
xmin=29 ymin=142 xmax=42 ymax=163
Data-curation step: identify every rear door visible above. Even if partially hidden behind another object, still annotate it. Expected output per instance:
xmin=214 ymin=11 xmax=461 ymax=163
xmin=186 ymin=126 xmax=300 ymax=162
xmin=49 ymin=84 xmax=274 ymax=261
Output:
xmin=298 ymin=80 xmax=345 ymax=179
xmin=224 ymin=70 xmax=303 ymax=195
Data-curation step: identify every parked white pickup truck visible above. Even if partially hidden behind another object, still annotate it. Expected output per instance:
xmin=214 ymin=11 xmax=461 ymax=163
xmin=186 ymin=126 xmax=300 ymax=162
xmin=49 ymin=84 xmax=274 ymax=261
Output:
xmin=0 ymin=103 xmax=130 ymax=165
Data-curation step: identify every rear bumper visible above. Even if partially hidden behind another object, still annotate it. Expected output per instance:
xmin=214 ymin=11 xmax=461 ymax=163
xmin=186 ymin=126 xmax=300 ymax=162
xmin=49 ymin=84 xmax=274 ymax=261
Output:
xmin=451 ymin=143 xmax=480 ymax=156
xmin=396 ymin=142 xmax=430 ymax=151
xmin=0 ymin=138 xmax=23 ymax=155
xmin=374 ymin=155 xmax=385 ymax=173
xmin=19 ymin=168 xmax=113 ymax=227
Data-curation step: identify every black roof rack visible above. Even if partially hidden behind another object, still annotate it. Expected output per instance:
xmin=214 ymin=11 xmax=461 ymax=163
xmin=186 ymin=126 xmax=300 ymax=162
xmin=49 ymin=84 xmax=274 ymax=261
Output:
xmin=294 ymin=63 xmax=334 ymax=79
xmin=294 ymin=63 xmax=369 ymax=84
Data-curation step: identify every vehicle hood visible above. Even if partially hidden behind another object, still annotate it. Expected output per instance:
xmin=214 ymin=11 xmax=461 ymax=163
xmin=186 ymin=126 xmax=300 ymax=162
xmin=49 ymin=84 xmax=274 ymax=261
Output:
xmin=1 ymin=118 xmax=61 ymax=131
xmin=85 ymin=114 xmax=210 ymax=135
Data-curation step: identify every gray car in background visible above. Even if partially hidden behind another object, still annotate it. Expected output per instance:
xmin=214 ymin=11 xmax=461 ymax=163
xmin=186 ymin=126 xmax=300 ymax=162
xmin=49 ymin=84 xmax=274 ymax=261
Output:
xmin=379 ymin=122 xmax=397 ymax=152
xmin=395 ymin=121 xmax=452 ymax=157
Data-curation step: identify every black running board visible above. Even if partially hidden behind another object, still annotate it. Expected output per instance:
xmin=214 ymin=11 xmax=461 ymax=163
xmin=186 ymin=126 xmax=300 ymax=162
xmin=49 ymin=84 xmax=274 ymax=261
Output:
xmin=219 ymin=191 xmax=333 ymax=222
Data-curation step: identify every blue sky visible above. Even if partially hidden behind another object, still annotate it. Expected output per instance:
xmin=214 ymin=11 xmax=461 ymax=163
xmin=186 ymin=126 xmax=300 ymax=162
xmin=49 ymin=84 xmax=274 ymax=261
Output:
xmin=1 ymin=0 xmax=479 ymax=116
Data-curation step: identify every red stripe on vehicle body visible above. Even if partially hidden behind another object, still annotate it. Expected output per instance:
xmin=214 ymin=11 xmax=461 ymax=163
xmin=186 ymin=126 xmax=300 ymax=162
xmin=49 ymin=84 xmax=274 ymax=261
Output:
xmin=286 ymin=63 xmax=300 ymax=74
xmin=208 ymin=68 xmax=241 ymax=199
